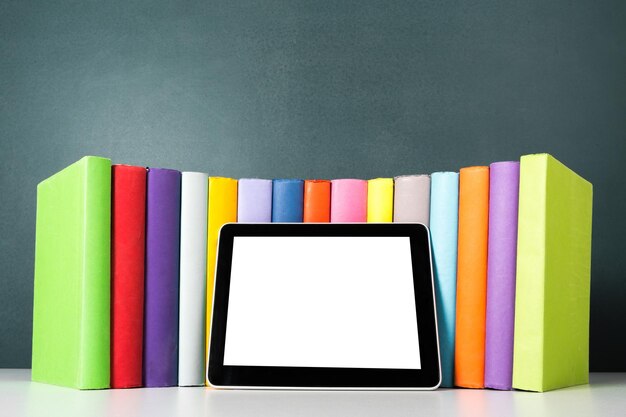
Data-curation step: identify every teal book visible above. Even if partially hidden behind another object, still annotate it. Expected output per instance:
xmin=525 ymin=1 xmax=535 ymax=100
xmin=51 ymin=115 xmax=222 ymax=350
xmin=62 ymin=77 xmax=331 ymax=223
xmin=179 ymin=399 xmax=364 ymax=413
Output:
xmin=513 ymin=154 xmax=593 ymax=392
xmin=32 ymin=156 xmax=112 ymax=389
xmin=429 ymin=172 xmax=459 ymax=388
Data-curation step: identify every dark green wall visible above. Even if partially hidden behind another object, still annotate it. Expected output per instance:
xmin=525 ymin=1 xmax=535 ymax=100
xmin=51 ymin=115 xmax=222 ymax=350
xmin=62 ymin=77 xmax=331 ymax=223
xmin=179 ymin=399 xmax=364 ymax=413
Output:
xmin=1 ymin=0 xmax=625 ymax=370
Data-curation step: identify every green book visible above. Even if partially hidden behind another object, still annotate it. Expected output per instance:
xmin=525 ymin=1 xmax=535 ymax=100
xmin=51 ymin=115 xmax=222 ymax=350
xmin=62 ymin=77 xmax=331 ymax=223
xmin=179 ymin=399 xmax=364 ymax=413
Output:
xmin=32 ymin=156 xmax=111 ymax=389
xmin=512 ymin=154 xmax=593 ymax=392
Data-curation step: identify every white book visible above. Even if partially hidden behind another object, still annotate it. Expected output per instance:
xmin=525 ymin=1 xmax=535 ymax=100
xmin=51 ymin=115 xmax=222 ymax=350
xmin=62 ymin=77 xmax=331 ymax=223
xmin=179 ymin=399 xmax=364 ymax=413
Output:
xmin=178 ymin=172 xmax=209 ymax=386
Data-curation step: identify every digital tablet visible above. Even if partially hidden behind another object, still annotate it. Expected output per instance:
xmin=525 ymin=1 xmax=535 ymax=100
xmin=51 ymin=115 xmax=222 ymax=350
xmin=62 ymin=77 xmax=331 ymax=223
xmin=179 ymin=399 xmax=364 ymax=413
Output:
xmin=207 ymin=223 xmax=440 ymax=390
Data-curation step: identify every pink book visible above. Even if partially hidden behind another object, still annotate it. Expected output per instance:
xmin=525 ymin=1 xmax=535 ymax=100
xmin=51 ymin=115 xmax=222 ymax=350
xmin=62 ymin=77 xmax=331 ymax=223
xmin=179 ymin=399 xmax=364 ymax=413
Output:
xmin=330 ymin=179 xmax=367 ymax=222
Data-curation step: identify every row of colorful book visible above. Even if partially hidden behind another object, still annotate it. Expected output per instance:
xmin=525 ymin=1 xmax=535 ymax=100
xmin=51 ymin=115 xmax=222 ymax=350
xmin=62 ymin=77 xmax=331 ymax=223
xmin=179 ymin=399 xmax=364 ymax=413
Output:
xmin=31 ymin=153 xmax=592 ymax=392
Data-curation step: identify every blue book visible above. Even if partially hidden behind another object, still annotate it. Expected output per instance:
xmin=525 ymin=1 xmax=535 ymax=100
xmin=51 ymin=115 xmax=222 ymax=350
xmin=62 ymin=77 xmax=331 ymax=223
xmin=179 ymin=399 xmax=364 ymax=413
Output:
xmin=272 ymin=179 xmax=304 ymax=222
xmin=429 ymin=172 xmax=459 ymax=388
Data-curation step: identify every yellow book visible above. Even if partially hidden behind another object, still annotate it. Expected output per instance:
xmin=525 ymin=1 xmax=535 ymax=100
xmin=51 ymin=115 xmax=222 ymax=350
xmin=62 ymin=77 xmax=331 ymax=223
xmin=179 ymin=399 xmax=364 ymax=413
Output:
xmin=367 ymin=178 xmax=394 ymax=222
xmin=205 ymin=177 xmax=237 ymax=383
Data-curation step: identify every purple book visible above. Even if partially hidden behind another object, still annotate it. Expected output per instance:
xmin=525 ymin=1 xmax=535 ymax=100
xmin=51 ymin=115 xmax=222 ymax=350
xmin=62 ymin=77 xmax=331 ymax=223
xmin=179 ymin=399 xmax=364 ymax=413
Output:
xmin=238 ymin=179 xmax=272 ymax=222
xmin=484 ymin=161 xmax=520 ymax=390
xmin=144 ymin=168 xmax=181 ymax=387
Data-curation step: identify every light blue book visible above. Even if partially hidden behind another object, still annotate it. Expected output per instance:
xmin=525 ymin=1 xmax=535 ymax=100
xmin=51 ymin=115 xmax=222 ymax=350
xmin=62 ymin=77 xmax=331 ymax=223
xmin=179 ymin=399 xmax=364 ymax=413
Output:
xmin=429 ymin=172 xmax=459 ymax=387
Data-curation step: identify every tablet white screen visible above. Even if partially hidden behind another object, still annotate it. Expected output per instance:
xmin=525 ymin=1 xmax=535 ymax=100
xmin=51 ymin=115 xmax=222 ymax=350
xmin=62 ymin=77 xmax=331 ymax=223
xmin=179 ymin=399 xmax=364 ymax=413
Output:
xmin=223 ymin=236 xmax=421 ymax=369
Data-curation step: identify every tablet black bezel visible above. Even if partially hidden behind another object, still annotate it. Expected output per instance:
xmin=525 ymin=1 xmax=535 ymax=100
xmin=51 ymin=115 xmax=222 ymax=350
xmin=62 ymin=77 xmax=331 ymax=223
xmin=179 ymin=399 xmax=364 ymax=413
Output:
xmin=208 ymin=223 xmax=440 ymax=389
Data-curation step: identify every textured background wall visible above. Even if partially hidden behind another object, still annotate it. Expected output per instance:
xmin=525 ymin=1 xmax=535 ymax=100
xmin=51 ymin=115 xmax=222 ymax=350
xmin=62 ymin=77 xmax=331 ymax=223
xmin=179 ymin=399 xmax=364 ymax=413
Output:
xmin=1 ymin=0 xmax=625 ymax=370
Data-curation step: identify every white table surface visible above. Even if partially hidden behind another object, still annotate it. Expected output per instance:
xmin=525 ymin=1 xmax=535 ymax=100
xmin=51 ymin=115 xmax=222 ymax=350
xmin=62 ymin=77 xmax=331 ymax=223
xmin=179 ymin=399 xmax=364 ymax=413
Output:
xmin=1 ymin=369 xmax=624 ymax=417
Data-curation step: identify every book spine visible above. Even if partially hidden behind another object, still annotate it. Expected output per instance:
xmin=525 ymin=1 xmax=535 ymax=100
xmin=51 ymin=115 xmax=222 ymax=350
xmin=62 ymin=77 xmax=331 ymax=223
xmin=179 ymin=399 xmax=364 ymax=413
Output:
xmin=79 ymin=157 xmax=112 ymax=389
xmin=393 ymin=175 xmax=431 ymax=226
xmin=237 ymin=179 xmax=272 ymax=222
xmin=455 ymin=166 xmax=489 ymax=388
xmin=512 ymin=155 xmax=548 ymax=391
xmin=303 ymin=180 xmax=331 ymax=222
xmin=367 ymin=178 xmax=394 ymax=222
xmin=429 ymin=172 xmax=459 ymax=388
xmin=144 ymin=168 xmax=181 ymax=387
xmin=206 ymin=177 xmax=238 ymax=384
xmin=484 ymin=162 xmax=520 ymax=390
xmin=111 ymin=165 xmax=146 ymax=389
xmin=330 ymin=179 xmax=367 ymax=222
xmin=271 ymin=179 xmax=304 ymax=222
xmin=178 ymin=172 xmax=208 ymax=386
xmin=31 ymin=176 xmax=49 ymax=385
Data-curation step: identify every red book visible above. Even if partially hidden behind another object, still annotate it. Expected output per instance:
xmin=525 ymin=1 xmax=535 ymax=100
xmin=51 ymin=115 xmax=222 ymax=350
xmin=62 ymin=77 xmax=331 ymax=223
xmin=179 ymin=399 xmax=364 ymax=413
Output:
xmin=111 ymin=165 xmax=147 ymax=388
xmin=303 ymin=180 xmax=331 ymax=222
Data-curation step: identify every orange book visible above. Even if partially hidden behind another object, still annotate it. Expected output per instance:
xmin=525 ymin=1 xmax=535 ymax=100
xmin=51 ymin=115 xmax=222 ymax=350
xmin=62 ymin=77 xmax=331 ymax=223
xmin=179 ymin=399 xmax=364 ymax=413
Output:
xmin=303 ymin=180 xmax=331 ymax=222
xmin=455 ymin=166 xmax=490 ymax=388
